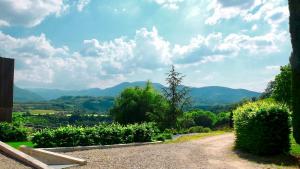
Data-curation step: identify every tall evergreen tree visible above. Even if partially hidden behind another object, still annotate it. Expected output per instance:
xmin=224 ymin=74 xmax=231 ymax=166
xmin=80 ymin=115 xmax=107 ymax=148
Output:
xmin=289 ymin=0 xmax=300 ymax=143
xmin=163 ymin=65 xmax=191 ymax=128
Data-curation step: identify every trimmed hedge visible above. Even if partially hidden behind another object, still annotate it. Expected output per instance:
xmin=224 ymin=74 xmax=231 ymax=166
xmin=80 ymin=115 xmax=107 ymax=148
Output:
xmin=32 ymin=123 xmax=159 ymax=148
xmin=0 ymin=122 xmax=29 ymax=142
xmin=233 ymin=100 xmax=290 ymax=155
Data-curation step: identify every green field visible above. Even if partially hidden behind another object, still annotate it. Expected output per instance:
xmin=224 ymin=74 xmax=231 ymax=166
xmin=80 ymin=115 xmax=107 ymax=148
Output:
xmin=166 ymin=131 xmax=227 ymax=144
xmin=29 ymin=109 xmax=58 ymax=115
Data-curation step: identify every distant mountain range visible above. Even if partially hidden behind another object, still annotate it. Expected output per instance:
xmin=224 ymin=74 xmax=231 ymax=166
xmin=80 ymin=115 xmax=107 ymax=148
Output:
xmin=14 ymin=81 xmax=261 ymax=106
xmin=14 ymin=86 xmax=45 ymax=102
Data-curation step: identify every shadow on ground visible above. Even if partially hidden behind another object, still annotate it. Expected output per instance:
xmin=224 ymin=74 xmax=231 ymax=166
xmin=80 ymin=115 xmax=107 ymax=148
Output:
xmin=233 ymin=149 xmax=300 ymax=168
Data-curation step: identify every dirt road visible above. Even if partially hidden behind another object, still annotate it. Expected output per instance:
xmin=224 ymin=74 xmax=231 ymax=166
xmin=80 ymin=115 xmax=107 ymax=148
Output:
xmin=67 ymin=133 xmax=299 ymax=169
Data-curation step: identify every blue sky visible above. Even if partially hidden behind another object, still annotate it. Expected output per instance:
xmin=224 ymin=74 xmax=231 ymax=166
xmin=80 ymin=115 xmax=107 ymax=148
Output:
xmin=0 ymin=0 xmax=291 ymax=92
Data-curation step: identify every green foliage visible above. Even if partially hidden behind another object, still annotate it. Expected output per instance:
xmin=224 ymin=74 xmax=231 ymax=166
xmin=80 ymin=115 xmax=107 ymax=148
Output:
xmin=111 ymin=81 xmax=169 ymax=125
xmin=32 ymin=123 xmax=159 ymax=148
xmin=13 ymin=112 xmax=111 ymax=129
xmin=290 ymin=134 xmax=300 ymax=157
xmin=233 ymin=100 xmax=290 ymax=155
xmin=176 ymin=115 xmax=195 ymax=129
xmin=153 ymin=132 xmax=173 ymax=141
xmin=214 ymin=112 xmax=231 ymax=128
xmin=187 ymin=126 xmax=211 ymax=133
xmin=272 ymin=65 xmax=292 ymax=107
xmin=178 ymin=110 xmax=217 ymax=129
xmin=260 ymin=81 xmax=276 ymax=99
xmin=0 ymin=123 xmax=29 ymax=142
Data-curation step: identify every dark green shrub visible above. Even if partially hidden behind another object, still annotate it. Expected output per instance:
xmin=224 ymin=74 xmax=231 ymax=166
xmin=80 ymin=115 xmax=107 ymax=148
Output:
xmin=214 ymin=112 xmax=231 ymax=128
xmin=97 ymin=123 xmax=124 ymax=145
xmin=132 ymin=123 xmax=159 ymax=142
xmin=233 ymin=100 xmax=290 ymax=155
xmin=154 ymin=132 xmax=173 ymax=141
xmin=32 ymin=129 xmax=56 ymax=148
xmin=0 ymin=123 xmax=28 ymax=142
xmin=177 ymin=115 xmax=195 ymax=129
xmin=187 ymin=126 xmax=211 ymax=133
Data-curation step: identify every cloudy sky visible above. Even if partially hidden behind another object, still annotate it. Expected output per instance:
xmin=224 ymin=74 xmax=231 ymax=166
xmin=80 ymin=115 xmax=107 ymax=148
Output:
xmin=0 ymin=0 xmax=291 ymax=91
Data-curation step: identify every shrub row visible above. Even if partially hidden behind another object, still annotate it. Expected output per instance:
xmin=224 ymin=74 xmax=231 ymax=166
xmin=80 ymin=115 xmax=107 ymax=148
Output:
xmin=0 ymin=122 xmax=28 ymax=142
xmin=32 ymin=123 xmax=159 ymax=148
xmin=233 ymin=100 xmax=290 ymax=155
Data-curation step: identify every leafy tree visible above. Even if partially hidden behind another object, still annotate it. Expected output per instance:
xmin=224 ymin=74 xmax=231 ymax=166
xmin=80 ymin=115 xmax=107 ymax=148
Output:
xmin=260 ymin=81 xmax=275 ymax=99
xmin=162 ymin=65 xmax=191 ymax=128
xmin=261 ymin=65 xmax=292 ymax=107
xmin=272 ymin=65 xmax=292 ymax=107
xmin=189 ymin=110 xmax=217 ymax=128
xmin=110 ymin=81 xmax=168 ymax=124
xmin=289 ymin=0 xmax=300 ymax=144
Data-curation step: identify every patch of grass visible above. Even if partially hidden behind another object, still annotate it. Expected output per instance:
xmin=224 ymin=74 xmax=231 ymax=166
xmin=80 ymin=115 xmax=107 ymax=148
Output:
xmin=290 ymin=135 xmax=300 ymax=158
xmin=29 ymin=109 xmax=58 ymax=115
xmin=166 ymin=131 xmax=227 ymax=144
xmin=6 ymin=141 xmax=34 ymax=149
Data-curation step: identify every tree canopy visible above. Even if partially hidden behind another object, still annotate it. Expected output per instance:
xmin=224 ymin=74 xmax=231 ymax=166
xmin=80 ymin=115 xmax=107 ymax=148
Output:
xmin=110 ymin=81 xmax=168 ymax=124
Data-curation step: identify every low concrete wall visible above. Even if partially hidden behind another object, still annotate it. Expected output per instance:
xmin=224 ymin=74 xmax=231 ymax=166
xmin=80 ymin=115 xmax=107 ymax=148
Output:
xmin=41 ymin=141 xmax=163 ymax=152
xmin=0 ymin=141 xmax=50 ymax=169
xmin=19 ymin=146 xmax=86 ymax=166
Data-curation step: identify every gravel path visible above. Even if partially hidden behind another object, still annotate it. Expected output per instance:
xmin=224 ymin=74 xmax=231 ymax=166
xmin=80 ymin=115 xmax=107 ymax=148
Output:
xmin=66 ymin=133 xmax=299 ymax=169
xmin=0 ymin=152 xmax=31 ymax=169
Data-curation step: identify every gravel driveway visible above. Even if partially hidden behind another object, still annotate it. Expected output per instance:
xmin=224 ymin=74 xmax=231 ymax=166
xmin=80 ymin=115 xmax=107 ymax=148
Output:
xmin=0 ymin=152 xmax=31 ymax=169
xmin=66 ymin=133 xmax=299 ymax=169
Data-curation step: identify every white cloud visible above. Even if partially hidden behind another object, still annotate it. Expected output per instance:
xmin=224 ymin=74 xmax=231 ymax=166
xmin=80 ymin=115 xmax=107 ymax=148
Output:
xmin=0 ymin=24 xmax=288 ymax=89
xmin=77 ymin=0 xmax=90 ymax=12
xmin=205 ymin=0 xmax=288 ymax=26
xmin=251 ymin=24 xmax=258 ymax=31
xmin=0 ymin=0 xmax=67 ymax=27
xmin=0 ymin=19 xmax=10 ymax=27
xmin=150 ymin=0 xmax=184 ymax=10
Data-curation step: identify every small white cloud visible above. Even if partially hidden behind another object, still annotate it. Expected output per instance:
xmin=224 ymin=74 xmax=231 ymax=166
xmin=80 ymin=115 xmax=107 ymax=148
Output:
xmin=251 ymin=24 xmax=258 ymax=31
xmin=150 ymin=0 xmax=184 ymax=10
xmin=77 ymin=0 xmax=91 ymax=12
xmin=0 ymin=19 xmax=10 ymax=27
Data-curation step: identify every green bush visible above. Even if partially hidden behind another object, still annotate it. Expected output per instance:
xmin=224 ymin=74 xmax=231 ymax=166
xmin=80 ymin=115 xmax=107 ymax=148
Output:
xmin=178 ymin=110 xmax=216 ymax=129
xmin=32 ymin=123 xmax=159 ymax=148
xmin=154 ymin=132 xmax=173 ymax=141
xmin=0 ymin=123 xmax=28 ymax=142
xmin=233 ymin=100 xmax=290 ymax=155
xmin=214 ymin=112 xmax=231 ymax=128
xmin=187 ymin=126 xmax=211 ymax=133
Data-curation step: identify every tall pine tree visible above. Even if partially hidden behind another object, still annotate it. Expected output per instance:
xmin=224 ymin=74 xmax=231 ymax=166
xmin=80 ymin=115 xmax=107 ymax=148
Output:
xmin=163 ymin=65 xmax=191 ymax=128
